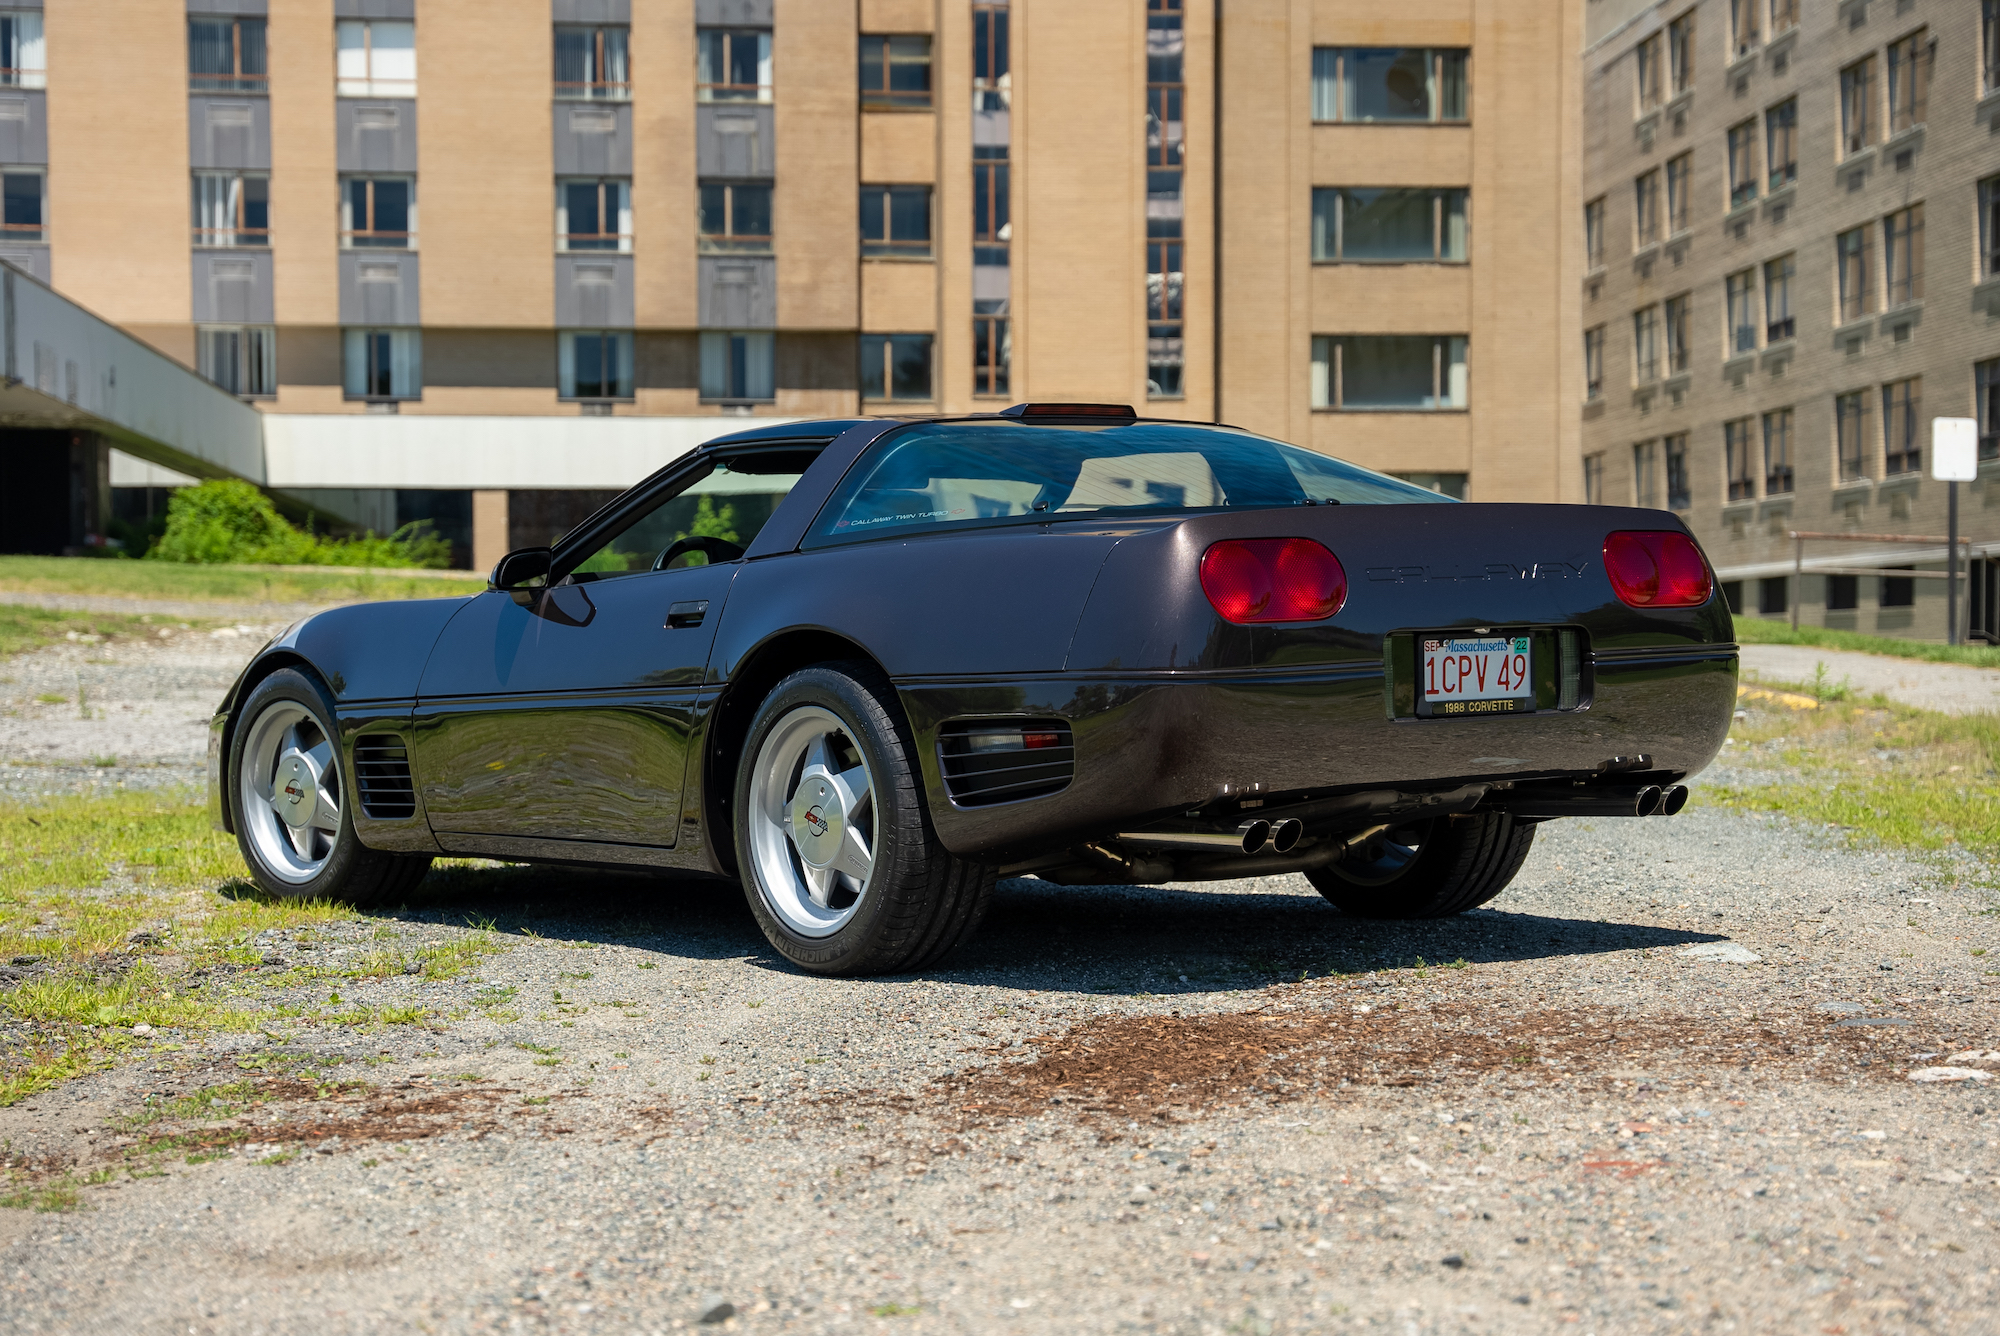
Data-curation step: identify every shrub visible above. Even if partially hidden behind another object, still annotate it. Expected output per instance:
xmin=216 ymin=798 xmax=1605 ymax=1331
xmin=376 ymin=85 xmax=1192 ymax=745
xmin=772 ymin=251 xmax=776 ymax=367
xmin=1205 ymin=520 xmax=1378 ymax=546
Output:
xmin=147 ymin=479 xmax=449 ymax=569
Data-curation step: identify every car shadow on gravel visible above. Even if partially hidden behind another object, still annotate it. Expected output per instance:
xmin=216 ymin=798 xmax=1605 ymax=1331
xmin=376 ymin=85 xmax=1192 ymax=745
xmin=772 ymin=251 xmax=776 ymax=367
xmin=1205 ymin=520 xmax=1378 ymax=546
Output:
xmin=375 ymin=863 xmax=1726 ymax=995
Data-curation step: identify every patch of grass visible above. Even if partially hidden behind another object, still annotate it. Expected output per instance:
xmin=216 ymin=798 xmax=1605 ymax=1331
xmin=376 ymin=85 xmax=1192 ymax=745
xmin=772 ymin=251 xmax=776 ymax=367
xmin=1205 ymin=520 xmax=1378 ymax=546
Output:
xmin=1732 ymin=616 xmax=2000 ymax=670
xmin=0 ymin=606 xmax=220 ymax=660
xmin=871 ymin=1302 xmax=921 ymax=1318
xmin=0 ymin=1176 xmax=83 ymax=1212
xmin=0 ymin=554 xmax=484 ymax=607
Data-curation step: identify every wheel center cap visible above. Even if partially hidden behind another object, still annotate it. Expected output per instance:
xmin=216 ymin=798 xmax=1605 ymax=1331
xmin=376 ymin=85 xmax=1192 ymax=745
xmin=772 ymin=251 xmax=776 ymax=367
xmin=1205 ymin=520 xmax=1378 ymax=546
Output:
xmin=278 ymin=755 xmax=315 ymax=829
xmin=789 ymin=780 xmax=842 ymax=868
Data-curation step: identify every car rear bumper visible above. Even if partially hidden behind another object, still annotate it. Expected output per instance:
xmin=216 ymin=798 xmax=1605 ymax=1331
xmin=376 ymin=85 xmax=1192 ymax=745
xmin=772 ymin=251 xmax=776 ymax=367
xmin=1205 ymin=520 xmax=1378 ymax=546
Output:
xmin=899 ymin=643 xmax=1738 ymax=859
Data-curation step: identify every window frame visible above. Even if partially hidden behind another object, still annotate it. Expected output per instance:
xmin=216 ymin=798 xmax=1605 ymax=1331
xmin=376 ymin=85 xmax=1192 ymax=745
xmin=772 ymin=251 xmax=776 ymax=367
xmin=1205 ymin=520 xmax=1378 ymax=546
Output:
xmin=557 ymin=177 xmax=634 ymax=254
xmin=335 ymin=18 xmax=416 ymax=99
xmin=1585 ymin=196 xmax=1606 ymax=269
xmin=1669 ymin=11 xmax=1695 ymax=94
xmin=972 ymin=310 xmax=1010 ymax=398
xmin=189 ymin=16 xmax=266 ymax=94
xmin=558 ymin=329 xmax=635 ymax=402
xmin=859 ymin=183 xmax=933 ymax=259
xmin=697 ymin=180 xmax=772 ymax=255
xmin=1988 ymin=1 xmax=2000 ymax=98
xmin=858 ymin=33 xmax=932 ymax=111
xmin=1836 ymin=225 xmax=1874 ymax=324
xmin=1311 ymin=334 xmax=1470 ymax=412
xmin=1664 ymin=293 xmax=1691 ymax=374
xmin=1886 ymin=29 xmax=1931 ymax=136
xmin=1632 ymin=438 xmax=1659 ymax=509
xmin=339 ymin=175 xmax=415 ymax=250
xmin=1883 ymin=204 xmax=1923 ymax=309
xmin=1977 ymin=358 xmax=2000 ymax=463
xmin=196 ymin=324 xmax=277 ymax=398
xmin=1840 ymin=57 xmax=1874 ymax=158
xmin=1309 ymin=47 xmax=1470 ymax=125
xmin=1634 ymin=169 xmax=1661 ymax=247
xmin=0 ymin=166 xmax=45 ymax=243
xmin=1583 ymin=452 xmax=1605 ymax=506
xmin=1881 ymin=377 xmax=1921 ymax=476
xmin=1763 ymin=254 xmax=1795 ymax=343
xmin=553 ymin=24 xmax=630 ymax=101
xmin=698 ymin=329 xmax=775 ymax=403
xmin=1982 ymin=176 xmax=2000 ymax=281
xmin=1730 ymin=0 xmax=1759 ymax=58
xmin=859 ymin=332 xmax=935 ymax=403
xmin=1665 ymin=153 xmax=1691 ymax=235
xmin=1635 ymin=32 xmax=1663 ymax=113
xmin=1725 ymin=417 xmax=1757 ymax=501
xmin=1584 ymin=324 xmax=1606 ymax=401
xmin=1769 ymin=0 xmax=1799 ymax=37
xmin=1726 ymin=120 xmax=1758 ymax=208
xmin=696 ymin=27 xmax=772 ymax=104
xmin=1725 ymin=269 xmax=1757 ymax=355
xmin=1765 ymin=98 xmax=1797 ymax=191
xmin=1310 ymin=187 xmax=1469 ymax=264
xmin=342 ymin=326 xmax=422 ymax=402
xmin=1835 ymin=389 xmax=1871 ymax=482
xmin=1762 ymin=407 xmax=1794 ymax=496
xmin=1632 ymin=305 xmax=1660 ymax=384
xmin=191 ymin=171 xmax=270 ymax=248
xmin=1665 ymin=432 xmax=1691 ymax=510
xmin=0 ymin=10 xmax=44 ymax=90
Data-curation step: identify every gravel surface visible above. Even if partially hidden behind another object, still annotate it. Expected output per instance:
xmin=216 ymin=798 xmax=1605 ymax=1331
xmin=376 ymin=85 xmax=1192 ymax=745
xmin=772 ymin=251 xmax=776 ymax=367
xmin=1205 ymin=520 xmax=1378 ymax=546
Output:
xmin=1740 ymin=644 xmax=2000 ymax=715
xmin=4 ymin=805 xmax=1999 ymax=1334
xmin=0 ymin=589 xmax=331 ymax=625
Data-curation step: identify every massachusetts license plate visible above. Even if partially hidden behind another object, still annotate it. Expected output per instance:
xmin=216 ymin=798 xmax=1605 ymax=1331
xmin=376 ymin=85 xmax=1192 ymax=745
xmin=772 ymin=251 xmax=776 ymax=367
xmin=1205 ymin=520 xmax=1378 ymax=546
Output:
xmin=1420 ymin=634 xmax=1534 ymax=717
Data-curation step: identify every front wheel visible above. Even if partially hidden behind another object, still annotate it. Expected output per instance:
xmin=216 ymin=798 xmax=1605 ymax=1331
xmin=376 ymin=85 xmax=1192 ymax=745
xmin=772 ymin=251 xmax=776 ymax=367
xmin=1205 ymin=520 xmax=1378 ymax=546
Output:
xmin=734 ymin=662 xmax=993 ymax=976
xmin=1305 ymin=812 xmax=1534 ymax=918
xmin=228 ymin=668 xmax=432 ymax=907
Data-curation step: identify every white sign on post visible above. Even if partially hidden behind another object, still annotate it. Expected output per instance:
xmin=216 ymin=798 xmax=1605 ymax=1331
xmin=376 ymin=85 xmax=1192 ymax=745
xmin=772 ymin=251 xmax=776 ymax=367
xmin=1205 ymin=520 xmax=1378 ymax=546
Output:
xmin=1932 ymin=417 xmax=1978 ymax=482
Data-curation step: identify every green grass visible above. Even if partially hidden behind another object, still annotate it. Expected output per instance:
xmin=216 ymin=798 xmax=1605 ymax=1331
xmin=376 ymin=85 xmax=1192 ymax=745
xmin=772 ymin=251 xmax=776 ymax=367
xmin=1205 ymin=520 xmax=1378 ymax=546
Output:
xmin=0 ymin=605 xmax=222 ymax=659
xmin=1732 ymin=616 xmax=2000 ymax=670
xmin=0 ymin=554 xmax=485 ymax=607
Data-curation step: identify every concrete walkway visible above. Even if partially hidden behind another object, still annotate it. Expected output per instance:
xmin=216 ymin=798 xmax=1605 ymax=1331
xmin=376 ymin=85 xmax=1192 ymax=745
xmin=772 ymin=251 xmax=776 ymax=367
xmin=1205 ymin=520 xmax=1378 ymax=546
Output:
xmin=1740 ymin=642 xmax=2000 ymax=715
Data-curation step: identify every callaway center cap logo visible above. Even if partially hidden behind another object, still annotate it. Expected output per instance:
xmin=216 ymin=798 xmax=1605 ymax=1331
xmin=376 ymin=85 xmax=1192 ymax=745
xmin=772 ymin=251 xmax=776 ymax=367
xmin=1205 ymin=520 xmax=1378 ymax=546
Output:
xmin=802 ymin=805 xmax=829 ymax=838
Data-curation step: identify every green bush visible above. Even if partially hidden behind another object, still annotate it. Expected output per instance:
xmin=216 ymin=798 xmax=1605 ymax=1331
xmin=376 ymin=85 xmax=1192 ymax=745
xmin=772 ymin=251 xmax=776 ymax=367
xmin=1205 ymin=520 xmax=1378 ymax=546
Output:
xmin=147 ymin=479 xmax=449 ymax=569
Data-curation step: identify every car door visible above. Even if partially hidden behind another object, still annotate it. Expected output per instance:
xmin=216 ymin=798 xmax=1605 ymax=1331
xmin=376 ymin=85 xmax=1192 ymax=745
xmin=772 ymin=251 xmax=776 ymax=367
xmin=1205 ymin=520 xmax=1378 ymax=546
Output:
xmin=411 ymin=451 xmax=809 ymax=848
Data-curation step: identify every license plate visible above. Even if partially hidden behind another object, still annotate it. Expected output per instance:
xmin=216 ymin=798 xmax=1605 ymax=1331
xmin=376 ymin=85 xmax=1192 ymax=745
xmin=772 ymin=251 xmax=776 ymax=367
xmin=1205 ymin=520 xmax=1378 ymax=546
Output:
xmin=1420 ymin=634 xmax=1534 ymax=717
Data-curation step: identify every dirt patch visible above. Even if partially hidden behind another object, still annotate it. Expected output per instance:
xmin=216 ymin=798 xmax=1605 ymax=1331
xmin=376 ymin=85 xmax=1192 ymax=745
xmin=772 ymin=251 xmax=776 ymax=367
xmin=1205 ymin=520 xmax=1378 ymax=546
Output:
xmin=925 ymin=998 xmax=1989 ymax=1126
xmin=127 ymin=1076 xmax=535 ymax=1158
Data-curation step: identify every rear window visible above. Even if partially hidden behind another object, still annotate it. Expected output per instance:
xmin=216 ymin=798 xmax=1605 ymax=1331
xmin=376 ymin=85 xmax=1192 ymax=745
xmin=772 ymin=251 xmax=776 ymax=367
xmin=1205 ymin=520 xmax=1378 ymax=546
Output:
xmin=803 ymin=421 xmax=1452 ymax=547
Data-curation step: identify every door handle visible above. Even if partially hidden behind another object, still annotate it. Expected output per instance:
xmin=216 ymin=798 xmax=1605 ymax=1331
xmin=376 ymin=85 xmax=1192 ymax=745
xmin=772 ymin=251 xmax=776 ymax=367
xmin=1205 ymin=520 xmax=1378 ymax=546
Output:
xmin=665 ymin=599 xmax=709 ymax=629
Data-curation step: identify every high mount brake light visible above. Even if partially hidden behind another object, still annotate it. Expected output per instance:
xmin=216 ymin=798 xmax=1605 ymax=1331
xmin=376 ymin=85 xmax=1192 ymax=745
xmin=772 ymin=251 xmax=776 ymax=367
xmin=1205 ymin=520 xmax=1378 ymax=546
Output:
xmin=998 ymin=402 xmax=1138 ymax=419
xmin=1602 ymin=530 xmax=1713 ymax=608
xmin=1199 ymin=538 xmax=1348 ymax=624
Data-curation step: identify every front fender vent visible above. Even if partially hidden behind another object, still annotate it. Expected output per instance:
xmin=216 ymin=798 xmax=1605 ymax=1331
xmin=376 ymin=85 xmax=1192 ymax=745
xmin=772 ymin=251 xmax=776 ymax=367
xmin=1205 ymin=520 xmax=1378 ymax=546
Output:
xmin=354 ymin=734 xmax=417 ymax=820
xmin=937 ymin=719 xmax=1075 ymax=808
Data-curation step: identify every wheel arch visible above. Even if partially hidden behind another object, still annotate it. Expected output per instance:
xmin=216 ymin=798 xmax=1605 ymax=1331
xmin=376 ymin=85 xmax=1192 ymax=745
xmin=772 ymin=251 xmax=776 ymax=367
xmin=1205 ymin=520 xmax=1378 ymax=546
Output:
xmin=702 ymin=628 xmax=892 ymax=877
xmin=214 ymin=650 xmax=325 ymax=835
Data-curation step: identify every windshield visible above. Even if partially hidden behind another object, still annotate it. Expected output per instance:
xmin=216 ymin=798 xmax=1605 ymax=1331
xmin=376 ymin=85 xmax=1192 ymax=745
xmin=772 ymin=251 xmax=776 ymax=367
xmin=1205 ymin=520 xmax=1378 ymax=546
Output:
xmin=803 ymin=421 xmax=1453 ymax=547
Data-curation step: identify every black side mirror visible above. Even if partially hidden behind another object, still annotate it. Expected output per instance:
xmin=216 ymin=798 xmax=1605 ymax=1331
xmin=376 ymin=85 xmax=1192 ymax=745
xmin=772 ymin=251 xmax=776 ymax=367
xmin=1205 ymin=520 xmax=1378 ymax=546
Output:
xmin=490 ymin=546 xmax=552 ymax=591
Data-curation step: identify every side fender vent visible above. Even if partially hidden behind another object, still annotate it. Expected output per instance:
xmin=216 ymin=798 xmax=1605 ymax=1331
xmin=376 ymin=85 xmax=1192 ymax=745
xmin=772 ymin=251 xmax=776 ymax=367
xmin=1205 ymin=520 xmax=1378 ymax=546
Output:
xmin=354 ymin=734 xmax=417 ymax=820
xmin=936 ymin=719 xmax=1075 ymax=808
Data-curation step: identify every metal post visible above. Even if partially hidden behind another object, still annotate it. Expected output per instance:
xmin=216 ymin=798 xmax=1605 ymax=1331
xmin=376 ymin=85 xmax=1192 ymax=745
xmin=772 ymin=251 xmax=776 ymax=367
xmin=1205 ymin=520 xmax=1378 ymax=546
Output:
xmin=1947 ymin=480 xmax=1960 ymax=647
xmin=1791 ymin=535 xmax=1801 ymax=631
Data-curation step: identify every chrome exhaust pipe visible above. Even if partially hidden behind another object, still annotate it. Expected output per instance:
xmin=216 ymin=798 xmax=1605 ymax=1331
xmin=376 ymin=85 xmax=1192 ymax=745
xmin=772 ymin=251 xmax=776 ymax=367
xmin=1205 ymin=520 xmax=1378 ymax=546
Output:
xmin=1655 ymin=784 xmax=1688 ymax=816
xmin=1237 ymin=819 xmax=1272 ymax=855
xmin=1269 ymin=818 xmax=1304 ymax=854
xmin=1635 ymin=785 xmax=1663 ymax=817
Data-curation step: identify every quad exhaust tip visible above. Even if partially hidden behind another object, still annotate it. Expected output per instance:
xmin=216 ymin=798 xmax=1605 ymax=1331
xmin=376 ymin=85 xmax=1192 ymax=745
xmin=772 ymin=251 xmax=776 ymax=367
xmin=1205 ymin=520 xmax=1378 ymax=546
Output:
xmin=1237 ymin=817 xmax=1306 ymax=856
xmin=1270 ymin=818 xmax=1304 ymax=854
xmin=1635 ymin=785 xmax=1663 ymax=817
xmin=1237 ymin=819 xmax=1272 ymax=854
xmin=1657 ymin=784 xmax=1689 ymax=816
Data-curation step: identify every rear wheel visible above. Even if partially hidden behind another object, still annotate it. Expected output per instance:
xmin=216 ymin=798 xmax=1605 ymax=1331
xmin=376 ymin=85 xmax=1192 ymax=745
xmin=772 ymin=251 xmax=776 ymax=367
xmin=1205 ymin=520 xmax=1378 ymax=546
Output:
xmin=228 ymin=668 xmax=433 ymax=908
xmin=1305 ymin=812 xmax=1534 ymax=918
xmin=734 ymin=662 xmax=994 ymax=976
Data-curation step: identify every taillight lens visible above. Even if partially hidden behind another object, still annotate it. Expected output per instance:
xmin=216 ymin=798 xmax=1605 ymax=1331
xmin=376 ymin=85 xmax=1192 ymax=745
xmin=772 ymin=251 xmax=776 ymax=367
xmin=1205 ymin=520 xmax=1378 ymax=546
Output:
xmin=1603 ymin=530 xmax=1713 ymax=608
xmin=1199 ymin=538 xmax=1348 ymax=623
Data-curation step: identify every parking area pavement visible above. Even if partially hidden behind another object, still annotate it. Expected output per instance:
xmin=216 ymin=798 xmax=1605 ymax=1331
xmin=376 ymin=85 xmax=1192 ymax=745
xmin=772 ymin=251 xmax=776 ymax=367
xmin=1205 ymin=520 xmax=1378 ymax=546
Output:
xmin=1740 ymin=643 xmax=2000 ymax=715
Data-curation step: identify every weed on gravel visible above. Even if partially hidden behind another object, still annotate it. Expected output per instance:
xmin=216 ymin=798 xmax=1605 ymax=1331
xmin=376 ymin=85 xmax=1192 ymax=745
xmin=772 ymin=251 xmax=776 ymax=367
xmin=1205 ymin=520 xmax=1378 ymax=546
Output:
xmin=0 ymin=606 xmax=219 ymax=660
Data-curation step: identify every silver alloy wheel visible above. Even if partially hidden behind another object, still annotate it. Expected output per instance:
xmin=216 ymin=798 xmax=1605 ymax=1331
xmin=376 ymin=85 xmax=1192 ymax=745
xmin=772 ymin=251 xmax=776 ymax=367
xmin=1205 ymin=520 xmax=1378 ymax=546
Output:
xmin=746 ymin=705 xmax=878 ymax=938
xmin=237 ymin=699 xmax=343 ymax=886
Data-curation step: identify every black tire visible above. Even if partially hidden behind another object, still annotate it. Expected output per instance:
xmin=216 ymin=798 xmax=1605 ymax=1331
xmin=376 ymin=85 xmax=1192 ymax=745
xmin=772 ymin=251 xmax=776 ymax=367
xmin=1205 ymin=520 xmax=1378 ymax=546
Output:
xmin=1305 ymin=812 xmax=1534 ymax=918
xmin=733 ymin=661 xmax=994 ymax=976
xmin=228 ymin=667 xmax=433 ymax=908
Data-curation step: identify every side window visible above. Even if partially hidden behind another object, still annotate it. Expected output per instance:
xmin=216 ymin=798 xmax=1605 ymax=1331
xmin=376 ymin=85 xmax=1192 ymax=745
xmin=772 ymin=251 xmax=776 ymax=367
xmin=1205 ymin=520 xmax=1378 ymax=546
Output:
xmin=565 ymin=452 xmax=816 ymax=581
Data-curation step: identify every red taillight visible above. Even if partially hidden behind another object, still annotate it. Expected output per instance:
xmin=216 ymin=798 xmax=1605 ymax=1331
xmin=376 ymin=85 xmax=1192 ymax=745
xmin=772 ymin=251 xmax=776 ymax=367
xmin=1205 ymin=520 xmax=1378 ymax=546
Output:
xmin=1199 ymin=538 xmax=1348 ymax=624
xmin=1021 ymin=731 xmax=1061 ymax=749
xmin=1603 ymin=530 xmax=1713 ymax=608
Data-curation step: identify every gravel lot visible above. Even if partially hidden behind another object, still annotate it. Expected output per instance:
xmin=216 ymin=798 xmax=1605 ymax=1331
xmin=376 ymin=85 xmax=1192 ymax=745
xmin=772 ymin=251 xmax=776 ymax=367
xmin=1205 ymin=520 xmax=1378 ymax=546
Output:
xmin=4 ymin=627 xmax=2000 ymax=1334
xmin=1739 ymin=644 xmax=2000 ymax=715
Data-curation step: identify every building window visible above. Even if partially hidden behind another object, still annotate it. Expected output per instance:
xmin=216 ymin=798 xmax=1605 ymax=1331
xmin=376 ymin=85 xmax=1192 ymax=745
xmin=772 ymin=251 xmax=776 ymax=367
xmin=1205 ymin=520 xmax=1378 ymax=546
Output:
xmin=1762 ymin=408 xmax=1794 ymax=495
xmin=343 ymin=328 xmax=421 ymax=401
xmin=1311 ymin=188 xmax=1467 ymax=262
xmin=1146 ymin=0 xmax=1185 ymax=400
xmin=1826 ymin=574 xmax=1858 ymax=612
xmin=859 ymin=34 xmax=931 ymax=110
xmin=1584 ymin=325 xmax=1605 ymax=400
xmin=1882 ymin=377 xmax=1921 ymax=475
xmin=341 ymin=177 xmax=414 ymax=249
xmin=558 ymin=178 xmax=632 ymax=252
xmin=2 ymin=168 xmax=43 ymax=243
xmin=1730 ymin=0 xmax=1759 ymax=59
xmin=697 ymin=181 xmax=769 ymax=254
xmin=1725 ymin=269 xmax=1756 ymax=354
xmin=1664 ymin=293 xmax=1690 ymax=373
xmin=190 ymin=16 xmax=265 ymax=94
xmin=1311 ymin=335 xmax=1468 ymax=411
xmin=697 ymin=28 xmax=771 ymax=103
xmin=973 ymin=3 xmax=1009 ymax=111
xmin=191 ymin=172 xmax=269 ymax=247
xmin=1770 ymin=0 xmax=1799 ymax=36
xmin=1840 ymin=57 xmax=1874 ymax=156
xmin=860 ymin=333 xmax=934 ymax=402
xmin=554 ymin=25 xmax=629 ymax=100
xmin=973 ymin=310 xmax=1009 ymax=397
xmin=1883 ymin=204 xmax=1923 ymax=307
xmin=973 ymin=147 xmax=1009 ymax=258
xmin=1980 ymin=358 xmax=2000 ymax=462
xmin=1583 ymin=452 xmax=1604 ymax=505
xmin=1726 ymin=121 xmax=1757 ymax=207
xmin=1633 ymin=439 xmax=1659 ymax=508
xmin=1759 ymin=576 xmax=1788 ymax=617
xmin=1585 ymin=196 xmax=1605 ymax=269
xmin=1633 ymin=305 xmax=1660 ymax=383
xmin=1636 ymin=32 xmax=1663 ymax=112
xmin=1983 ymin=177 xmax=2000 ymax=279
xmin=0 ymin=11 xmax=43 ymax=89
xmin=558 ymin=331 xmax=632 ymax=400
xmin=1887 ymin=29 xmax=1931 ymax=135
xmin=1988 ymin=1 xmax=2000 ymax=97
xmin=859 ymin=185 xmax=930 ymax=259
xmin=1836 ymin=390 xmax=1871 ymax=482
xmin=1310 ymin=48 xmax=1468 ymax=124
xmin=1665 ymin=154 xmax=1691 ymax=234
xmin=197 ymin=325 xmax=276 ymax=398
xmin=1766 ymin=99 xmax=1797 ymax=190
xmin=1665 ymin=433 xmax=1691 ymax=509
xmin=1669 ymin=11 xmax=1695 ymax=94
xmin=1836 ymin=226 xmax=1873 ymax=323
xmin=1147 ymin=235 xmax=1184 ymax=397
xmin=699 ymin=331 xmax=774 ymax=402
xmin=1390 ymin=473 xmax=1468 ymax=500
xmin=1763 ymin=254 xmax=1794 ymax=342
xmin=336 ymin=19 xmax=415 ymax=99
xmin=1634 ymin=169 xmax=1660 ymax=246
xmin=1880 ymin=567 xmax=1915 ymax=609
xmin=1725 ymin=417 xmax=1756 ymax=500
